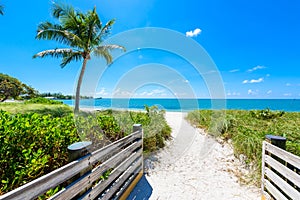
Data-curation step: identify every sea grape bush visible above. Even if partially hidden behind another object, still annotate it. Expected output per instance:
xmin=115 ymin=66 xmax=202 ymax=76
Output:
xmin=25 ymin=97 xmax=63 ymax=105
xmin=97 ymin=106 xmax=171 ymax=152
xmin=0 ymin=111 xmax=79 ymax=194
xmin=0 ymin=106 xmax=171 ymax=194
xmin=250 ymin=108 xmax=285 ymax=120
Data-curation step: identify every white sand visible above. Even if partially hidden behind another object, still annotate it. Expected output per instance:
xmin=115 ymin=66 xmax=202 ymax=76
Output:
xmin=144 ymin=112 xmax=260 ymax=200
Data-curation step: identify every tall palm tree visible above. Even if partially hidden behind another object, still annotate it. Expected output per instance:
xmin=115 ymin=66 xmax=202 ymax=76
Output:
xmin=33 ymin=3 xmax=125 ymax=112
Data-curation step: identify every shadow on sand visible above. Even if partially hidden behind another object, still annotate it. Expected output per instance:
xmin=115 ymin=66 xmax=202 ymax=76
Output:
xmin=126 ymin=174 xmax=153 ymax=200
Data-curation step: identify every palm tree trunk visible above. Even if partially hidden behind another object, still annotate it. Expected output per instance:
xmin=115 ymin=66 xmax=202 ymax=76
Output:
xmin=74 ymin=58 xmax=88 ymax=113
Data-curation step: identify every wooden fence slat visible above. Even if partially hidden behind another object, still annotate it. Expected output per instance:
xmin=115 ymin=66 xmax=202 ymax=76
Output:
xmin=80 ymin=149 xmax=143 ymax=200
xmin=264 ymin=179 xmax=289 ymax=200
xmin=265 ymin=155 xmax=300 ymax=188
xmin=119 ymin=170 xmax=143 ymax=200
xmin=0 ymin=131 xmax=141 ymax=200
xmin=265 ymin=141 xmax=300 ymax=169
xmin=0 ymin=155 xmax=90 ymax=200
xmin=100 ymin=158 xmax=143 ymax=200
xmin=113 ymin=165 xmax=143 ymax=200
xmin=265 ymin=168 xmax=300 ymax=200
xmin=88 ymin=130 xmax=142 ymax=166
xmin=54 ymin=139 xmax=142 ymax=200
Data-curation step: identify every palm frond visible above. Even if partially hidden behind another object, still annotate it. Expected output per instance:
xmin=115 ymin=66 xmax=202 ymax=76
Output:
xmin=61 ymin=52 xmax=82 ymax=67
xmin=33 ymin=48 xmax=75 ymax=59
xmin=94 ymin=45 xmax=125 ymax=64
xmin=52 ymin=3 xmax=84 ymax=37
xmin=33 ymin=48 xmax=83 ymax=68
xmin=94 ymin=48 xmax=112 ymax=64
xmin=36 ymin=21 xmax=83 ymax=47
xmin=87 ymin=6 xmax=102 ymax=31
xmin=83 ymin=10 xmax=102 ymax=50
xmin=98 ymin=19 xmax=115 ymax=40
xmin=0 ymin=5 xmax=4 ymax=15
xmin=52 ymin=3 xmax=75 ymax=19
xmin=99 ymin=44 xmax=126 ymax=52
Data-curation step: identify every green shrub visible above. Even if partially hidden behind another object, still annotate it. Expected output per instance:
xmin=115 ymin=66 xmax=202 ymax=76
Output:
xmin=250 ymin=108 xmax=285 ymax=120
xmin=0 ymin=106 xmax=172 ymax=195
xmin=96 ymin=106 xmax=171 ymax=152
xmin=25 ymin=97 xmax=63 ymax=105
xmin=0 ymin=111 xmax=79 ymax=194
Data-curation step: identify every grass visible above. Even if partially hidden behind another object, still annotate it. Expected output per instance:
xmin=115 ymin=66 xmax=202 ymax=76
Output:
xmin=0 ymin=102 xmax=72 ymax=117
xmin=186 ymin=109 xmax=300 ymax=185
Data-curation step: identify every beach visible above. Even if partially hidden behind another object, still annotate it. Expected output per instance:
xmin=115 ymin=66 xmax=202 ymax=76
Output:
xmin=130 ymin=112 xmax=261 ymax=199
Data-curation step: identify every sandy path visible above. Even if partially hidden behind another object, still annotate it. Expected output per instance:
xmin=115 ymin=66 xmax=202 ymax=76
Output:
xmin=143 ymin=112 xmax=260 ymax=200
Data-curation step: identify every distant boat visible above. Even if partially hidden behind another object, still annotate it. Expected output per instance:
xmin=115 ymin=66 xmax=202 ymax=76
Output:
xmin=95 ymin=97 xmax=102 ymax=99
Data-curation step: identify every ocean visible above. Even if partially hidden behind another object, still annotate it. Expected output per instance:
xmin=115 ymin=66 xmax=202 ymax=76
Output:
xmin=61 ymin=98 xmax=300 ymax=112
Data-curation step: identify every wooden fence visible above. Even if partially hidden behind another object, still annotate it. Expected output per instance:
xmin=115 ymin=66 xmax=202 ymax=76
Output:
xmin=261 ymin=141 xmax=300 ymax=200
xmin=0 ymin=124 xmax=143 ymax=200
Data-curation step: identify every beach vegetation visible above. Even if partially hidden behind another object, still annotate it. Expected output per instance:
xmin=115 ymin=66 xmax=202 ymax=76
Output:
xmin=0 ymin=110 xmax=79 ymax=194
xmin=0 ymin=102 xmax=72 ymax=117
xmin=39 ymin=92 xmax=92 ymax=100
xmin=33 ymin=3 xmax=125 ymax=113
xmin=25 ymin=97 xmax=63 ymax=105
xmin=0 ymin=103 xmax=171 ymax=194
xmin=186 ymin=109 xmax=300 ymax=184
xmin=24 ymin=97 xmax=63 ymax=105
xmin=95 ymin=106 xmax=171 ymax=152
xmin=0 ymin=73 xmax=38 ymax=102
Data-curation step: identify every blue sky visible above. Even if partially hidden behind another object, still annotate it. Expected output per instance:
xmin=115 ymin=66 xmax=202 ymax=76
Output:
xmin=0 ymin=0 xmax=299 ymax=99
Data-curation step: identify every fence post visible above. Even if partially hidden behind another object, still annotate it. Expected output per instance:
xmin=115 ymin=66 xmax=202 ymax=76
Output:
xmin=265 ymin=135 xmax=286 ymax=150
xmin=67 ymin=141 xmax=92 ymax=162
xmin=67 ymin=141 xmax=92 ymax=197
xmin=263 ymin=135 xmax=287 ymax=200
xmin=133 ymin=124 xmax=142 ymax=133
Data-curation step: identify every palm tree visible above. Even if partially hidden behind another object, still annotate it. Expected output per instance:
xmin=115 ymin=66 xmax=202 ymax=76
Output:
xmin=33 ymin=3 xmax=125 ymax=112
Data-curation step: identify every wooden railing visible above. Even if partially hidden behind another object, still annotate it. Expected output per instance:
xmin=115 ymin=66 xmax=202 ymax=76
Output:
xmin=0 ymin=124 xmax=143 ymax=200
xmin=261 ymin=139 xmax=300 ymax=200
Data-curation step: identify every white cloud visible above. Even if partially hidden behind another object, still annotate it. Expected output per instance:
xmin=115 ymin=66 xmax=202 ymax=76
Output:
xmin=267 ymin=90 xmax=272 ymax=94
xmin=229 ymin=69 xmax=240 ymax=73
xmin=247 ymin=65 xmax=266 ymax=72
xmin=135 ymin=89 xmax=167 ymax=97
xmin=227 ymin=91 xmax=240 ymax=96
xmin=286 ymin=83 xmax=291 ymax=86
xmin=248 ymin=89 xmax=258 ymax=95
xmin=112 ymin=88 xmax=132 ymax=97
xmin=283 ymin=93 xmax=292 ymax=97
xmin=186 ymin=28 xmax=202 ymax=37
xmin=250 ymin=78 xmax=264 ymax=83
xmin=243 ymin=77 xmax=264 ymax=84
xmin=96 ymin=88 xmax=108 ymax=96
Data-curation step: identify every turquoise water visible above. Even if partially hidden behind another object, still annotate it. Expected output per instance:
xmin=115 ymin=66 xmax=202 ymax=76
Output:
xmin=61 ymin=98 xmax=300 ymax=112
